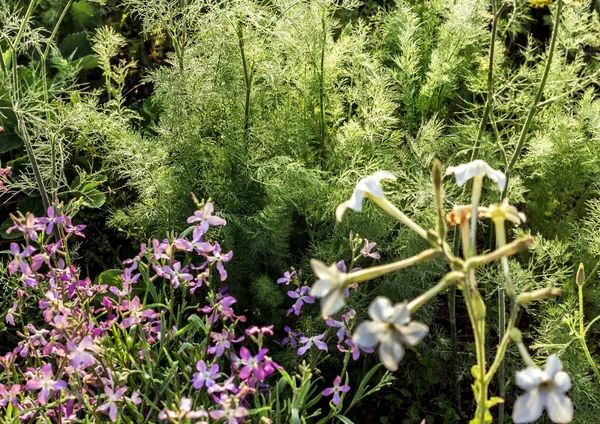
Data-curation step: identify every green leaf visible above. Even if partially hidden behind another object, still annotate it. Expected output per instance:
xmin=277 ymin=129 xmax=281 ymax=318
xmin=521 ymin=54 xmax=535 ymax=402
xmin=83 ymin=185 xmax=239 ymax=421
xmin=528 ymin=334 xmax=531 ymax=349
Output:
xmin=96 ymin=269 xmax=122 ymax=286
xmin=335 ymin=416 xmax=354 ymax=424
xmin=0 ymin=134 xmax=22 ymax=154
xmin=0 ymin=218 xmax=20 ymax=240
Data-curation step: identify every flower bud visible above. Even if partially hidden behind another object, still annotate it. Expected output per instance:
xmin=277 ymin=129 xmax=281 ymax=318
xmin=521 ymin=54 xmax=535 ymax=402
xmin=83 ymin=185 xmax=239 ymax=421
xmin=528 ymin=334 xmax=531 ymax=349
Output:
xmin=510 ymin=328 xmax=523 ymax=343
xmin=576 ymin=263 xmax=585 ymax=287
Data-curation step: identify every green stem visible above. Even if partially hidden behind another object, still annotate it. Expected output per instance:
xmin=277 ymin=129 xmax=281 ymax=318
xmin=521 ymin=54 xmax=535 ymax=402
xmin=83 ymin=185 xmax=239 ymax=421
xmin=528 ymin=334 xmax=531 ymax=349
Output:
xmin=578 ymin=284 xmax=600 ymax=381
xmin=502 ymin=0 xmax=563 ymax=199
xmin=408 ymin=271 xmax=463 ymax=314
xmin=236 ymin=21 xmax=252 ymax=140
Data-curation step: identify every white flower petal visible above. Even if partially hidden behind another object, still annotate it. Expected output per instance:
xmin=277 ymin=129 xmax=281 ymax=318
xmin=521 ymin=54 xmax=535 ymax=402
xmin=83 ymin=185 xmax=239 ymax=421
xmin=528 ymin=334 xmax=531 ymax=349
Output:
xmin=544 ymin=354 xmax=563 ymax=379
xmin=545 ymin=390 xmax=573 ymax=423
xmin=310 ymin=277 xmax=336 ymax=298
xmin=397 ymin=321 xmax=428 ymax=347
xmin=553 ymin=371 xmax=571 ymax=393
xmin=485 ymin=165 xmax=507 ymax=191
xmin=515 ymin=367 xmax=544 ymax=391
xmin=512 ymin=389 xmax=544 ymax=423
xmin=345 ymin=189 xmax=366 ymax=213
xmin=353 ymin=321 xmax=387 ymax=348
xmin=320 ymin=290 xmax=346 ymax=317
xmin=335 ymin=202 xmax=350 ymax=222
xmin=378 ymin=336 xmax=404 ymax=372
xmin=368 ymin=297 xmax=394 ymax=322
xmin=356 ymin=171 xmax=396 ymax=199
xmin=389 ymin=302 xmax=411 ymax=325
xmin=446 ymin=160 xmax=506 ymax=191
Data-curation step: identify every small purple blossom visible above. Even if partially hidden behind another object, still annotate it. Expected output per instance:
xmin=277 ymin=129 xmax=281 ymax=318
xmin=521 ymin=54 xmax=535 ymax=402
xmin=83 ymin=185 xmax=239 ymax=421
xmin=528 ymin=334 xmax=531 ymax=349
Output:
xmin=286 ymin=286 xmax=315 ymax=316
xmin=8 ymin=243 xmax=36 ymax=275
xmin=187 ymin=202 xmax=227 ymax=233
xmin=67 ymin=335 xmax=101 ymax=368
xmin=207 ymin=243 xmax=233 ymax=281
xmin=297 ymin=333 xmax=328 ymax=356
xmin=245 ymin=325 xmax=274 ymax=336
xmin=25 ymin=363 xmax=67 ymax=405
xmin=0 ymin=384 xmax=21 ymax=408
xmin=6 ymin=301 xmax=18 ymax=326
xmin=277 ymin=270 xmax=296 ymax=285
xmin=192 ymin=361 xmax=220 ymax=389
xmin=360 ymin=239 xmax=380 ymax=260
xmin=158 ymin=397 xmax=209 ymax=422
xmin=282 ymin=326 xmax=302 ymax=348
xmin=38 ymin=206 xmax=65 ymax=234
xmin=96 ymin=385 xmax=127 ymax=422
xmin=322 ymin=376 xmax=350 ymax=406
xmin=238 ymin=347 xmax=268 ymax=381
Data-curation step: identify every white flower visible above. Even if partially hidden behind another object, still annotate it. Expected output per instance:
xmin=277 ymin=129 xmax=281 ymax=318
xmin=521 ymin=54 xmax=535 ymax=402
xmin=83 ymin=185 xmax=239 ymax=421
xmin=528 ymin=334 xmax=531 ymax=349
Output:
xmin=336 ymin=171 xmax=396 ymax=222
xmin=513 ymin=354 xmax=573 ymax=423
xmin=353 ymin=296 xmax=428 ymax=372
xmin=310 ymin=260 xmax=348 ymax=317
xmin=446 ymin=160 xmax=506 ymax=191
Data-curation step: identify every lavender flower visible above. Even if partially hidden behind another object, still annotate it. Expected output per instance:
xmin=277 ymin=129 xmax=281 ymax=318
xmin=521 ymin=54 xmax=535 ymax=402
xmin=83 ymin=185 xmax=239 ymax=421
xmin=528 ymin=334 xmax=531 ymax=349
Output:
xmin=282 ymin=326 xmax=302 ymax=348
xmin=67 ymin=335 xmax=101 ymax=368
xmin=322 ymin=376 xmax=350 ymax=406
xmin=158 ymin=397 xmax=208 ymax=423
xmin=8 ymin=243 xmax=36 ymax=275
xmin=277 ymin=270 xmax=296 ymax=285
xmin=6 ymin=301 xmax=18 ymax=326
xmin=360 ymin=239 xmax=380 ymax=260
xmin=192 ymin=361 xmax=220 ymax=389
xmin=187 ymin=202 xmax=227 ymax=233
xmin=96 ymin=385 xmax=127 ymax=422
xmin=25 ymin=363 xmax=67 ymax=405
xmin=286 ymin=286 xmax=315 ymax=316
xmin=38 ymin=206 xmax=64 ymax=234
xmin=207 ymin=243 xmax=233 ymax=281
xmin=297 ymin=333 xmax=328 ymax=356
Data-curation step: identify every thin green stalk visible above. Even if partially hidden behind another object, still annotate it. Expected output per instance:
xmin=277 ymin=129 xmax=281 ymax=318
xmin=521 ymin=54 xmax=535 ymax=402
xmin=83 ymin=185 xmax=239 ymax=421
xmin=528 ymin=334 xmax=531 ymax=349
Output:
xmin=449 ymin=228 xmax=460 ymax=406
xmin=318 ymin=9 xmax=327 ymax=145
xmin=236 ymin=21 xmax=253 ymax=140
xmin=578 ymin=284 xmax=600 ymax=381
xmin=502 ymin=0 xmax=563 ymax=199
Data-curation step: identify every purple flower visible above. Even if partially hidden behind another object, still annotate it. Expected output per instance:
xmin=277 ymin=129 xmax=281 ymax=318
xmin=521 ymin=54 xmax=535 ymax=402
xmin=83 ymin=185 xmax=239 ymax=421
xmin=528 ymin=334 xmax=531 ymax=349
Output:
xmin=25 ymin=363 xmax=67 ymax=405
xmin=0 ymin=384 xmax=21 ymax=408
xmin=208 ymin=329 xmax=243 ymax=357
xmin=360 ymin=239 xmax=380 ymax=260
xmin=297 ymin=333 xmax=328 ymax=356
xmin=120 ymin=296 xmax=157 ymax=329
xmin=238 ymin=347 xmax=268 ymax=381
xmin=8 ymin=243 xmax=36 ymax=275
xmin=67 ymin=336 xmax=101 ymax=368
xmin=209 ymin=396 xmax=248 ymax=424
xmin=187 ymin=202 xmax=227 ymax=233
xmin=6 ymin=301 xmax=18 ymax=326
xmin=7 ymin=213 xmax=45 ymax=240
xmin=63 ymin=216 xmax=86 ymax=238
xmin=339 ymin=338 xmax=374 ymax=361
xmin=282 ymin=326 xmax=302 ymax=348
xmin=286 ymin=286 xmax=315 ymax=316
xmin=325 ymin=317 xmax=348 ymax=343
xmin=192 ymin=361 xmax=220 ymax=389
xmin=96 ymin=385 xmax=127 ymax=422
xmin=174 ymin=226 xmax=214 ymax=254
xmin=322 ymin=376 xmax=350 ymax=406
xmin=245 ymin=325 xmax=274 ymax=336
xmin=207 ymin=376 xmax=238 ymax=395
xmin=277 ymin=270 xmax=296 ymax=285
xmin=158 ymin=397 xmax=209 ymax=422
xmin=207 ymin=243 xmax=233 ymax=281
xmin=199 ymin=293 xmax=245 ymax=324
xmin=38 ymin=206 xmax=65 ymax=235
xmin=161 ymin=261 xmax=194 ymax=289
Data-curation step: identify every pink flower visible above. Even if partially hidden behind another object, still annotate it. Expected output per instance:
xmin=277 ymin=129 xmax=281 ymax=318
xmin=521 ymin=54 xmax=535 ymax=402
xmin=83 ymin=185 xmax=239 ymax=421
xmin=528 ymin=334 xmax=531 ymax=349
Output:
xmin=245 ymin=325 xmax=274 ymax=337
xmin=96 ymin=385 xmax=127 ymax=422
xmin=6 ymin=301 xmax=18 ymax=326
xmin=8 ymin=243 xmax=36 ymax=275
xmin=25 ymin=363 xmax=67 ymax=405
xmin=360 ymin=239 xmax=380 ymax=260
xmin=206 ymin=243 xmax=232 ymax=281
xmin=67 ymin=336 xmax=101 ymax=368
xmin=187 ymin=202 xmax=227 ymax=233
xmin=0 ymin=383 xmax=21 ymax=408
xmin=209 ymin=395 xmax=248 ymax=424
xmin=158 ymin=397 xmax=208 ymax=422
xmin=322 ymin=376 xmax=350 ymax=406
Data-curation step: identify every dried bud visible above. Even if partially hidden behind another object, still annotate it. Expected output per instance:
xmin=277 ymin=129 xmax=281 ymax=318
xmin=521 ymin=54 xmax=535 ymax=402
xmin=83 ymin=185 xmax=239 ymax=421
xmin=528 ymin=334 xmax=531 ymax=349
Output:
xmin=517 ymin=287 xmax=561 ymax=304
xmin=576 ymin=263 xmax=585 ymax=287
xmin=446 ymin=205 xmax=488 ymax=227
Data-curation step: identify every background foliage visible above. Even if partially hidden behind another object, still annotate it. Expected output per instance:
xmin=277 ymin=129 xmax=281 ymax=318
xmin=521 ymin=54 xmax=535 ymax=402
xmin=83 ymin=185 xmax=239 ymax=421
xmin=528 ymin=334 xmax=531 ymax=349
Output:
xmin=3 ymin=0 xmax=600 ymax=421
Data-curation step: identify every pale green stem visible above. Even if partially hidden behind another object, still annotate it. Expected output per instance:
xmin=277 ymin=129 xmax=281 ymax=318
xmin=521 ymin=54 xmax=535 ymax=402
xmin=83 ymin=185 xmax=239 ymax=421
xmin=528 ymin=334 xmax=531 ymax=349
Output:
xmin=493 ymin=217 xmax=509 ymax=422
xmin=408 ymin=271 xmax=464 ymax=314
xmin=466 ymin=236 xmax=534 ymax=269
xmin=346 ymin=249 xmax=441 ymax=285
xmin=578 ymin=284 xmax=600 ymax=381
xmin=516 ymin=341 xmax=537 ymax=368
xmin=469 ymin=176 xmax=483 ymax=258
xmin=371 ymin=197 xmax=429 ymax=241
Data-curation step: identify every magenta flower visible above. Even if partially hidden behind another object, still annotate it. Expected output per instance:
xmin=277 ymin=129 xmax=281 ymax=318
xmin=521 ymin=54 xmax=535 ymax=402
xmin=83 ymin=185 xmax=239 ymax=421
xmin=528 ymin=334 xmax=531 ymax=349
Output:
xmin=8 ymin=243 xmax=36 ymax=275
xmin=158 ymin=397 xmax=208 ymax=422
xmin=174 ymin=226 xmax=214 ymax=254
xmin=96 ymin=385 xmax=127 ymax=422
xmin=67 ymin=335 xmax=101 ymax=368
xmin=360 ymin=239 xmax=380 ymax=260
xmin=199 ymin=293 xmax=245 ymax=324
xmin=63 ymin=216 xmax=86 ymax=238
xmin=339 ymin=339 xmax=374 ymax=361
xmin=238 ymin=347 xmax=269 ymax=381
xmin=120 ymin=296 xmax=157 ymax=329
xmin=277 ymin=270 xmax=296 ymax=285
xmin=6 ymin=301 xmax=18 ymax=326
xmin=322 ymin=376 xmax=350 ymax=406
xmin=245 ymin=325 xmax=274 ymax=336
xmin=25 ymin=363 xmax=67 ymax=405
xmin=297 ymin=333 xmax=328 ymax=356
xmin=207 ymin=243 xmax=233 ymax=281
xmin=192 ymin=360 xmax=220 ymax=389
xmin=287 ymin=286 xmax=315 ymax=316
xmin=187 ymin=202 xmax=227 ymax=233
xmin=207 ymin=329 xmax=243 ymax=357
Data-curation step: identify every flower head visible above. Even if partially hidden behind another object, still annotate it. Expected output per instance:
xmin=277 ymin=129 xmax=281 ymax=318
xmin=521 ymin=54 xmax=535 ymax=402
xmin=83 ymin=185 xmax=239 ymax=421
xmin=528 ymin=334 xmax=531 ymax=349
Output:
xmin=360 ymin=239 xmax=380 ymax=260
xmin=322 ymin=376 xmax=350 ymax=406
xmin=277 ymin=270 xmax=296 ymax=285
xmin=336 ymin=171 xmax=396 ymax=221
xmin=25 ymin=363 xmax=67 ymax=405
xmin=297 ymin=333 xmax=327 ymax=356
xmin=513 ymin=354 xmax=573 ymax=423
xmin=353 ymin=297 xmax=428 ymax=371
xmin=192 ymin=361 xmax=220 ymax=389
xmin=310 ymin=260 xmax=348 ymax=317
xmin=286 ymin=286 xmax=315 ymax=316
xmin=487 ymin=198 xmax=527 ymax=225
xmin=446 ymin=160 xmax=506 ymax=191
